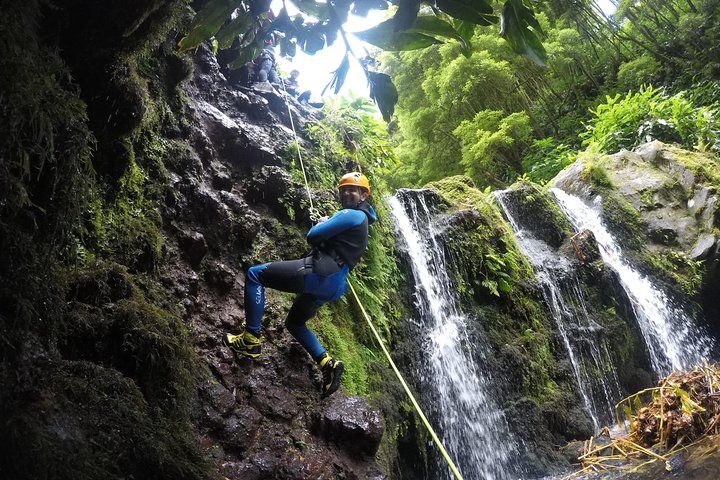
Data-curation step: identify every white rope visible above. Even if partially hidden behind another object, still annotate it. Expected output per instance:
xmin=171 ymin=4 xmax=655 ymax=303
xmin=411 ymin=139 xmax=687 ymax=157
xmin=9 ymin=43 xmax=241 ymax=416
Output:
xmin=278 ymin=75 xmax=320 ymax=222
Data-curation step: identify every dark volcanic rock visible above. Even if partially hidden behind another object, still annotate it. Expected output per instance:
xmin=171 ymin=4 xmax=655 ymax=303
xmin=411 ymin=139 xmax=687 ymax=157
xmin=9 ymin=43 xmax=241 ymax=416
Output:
xmin=313 ymin=395 xmax=384 ymax=457
xmin=221 ymin=406 xmax=263 ymax=453
xmin=178 ymin=229 xmax=208 ymax=268
xmin=249 ymin=384 xmax=300 ymax=420
xmin=497 ymin=182 xmax=572 ymax=249
xmin=566 ymin=229 xmax=601 ymax=264
xmin=204 ymin=262 xmax=237 ymax=292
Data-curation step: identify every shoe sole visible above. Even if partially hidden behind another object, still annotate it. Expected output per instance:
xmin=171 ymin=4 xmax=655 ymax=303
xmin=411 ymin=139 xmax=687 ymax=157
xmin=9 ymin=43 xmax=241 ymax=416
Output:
xmin=322 ymin=362 xmax=344 ymax=398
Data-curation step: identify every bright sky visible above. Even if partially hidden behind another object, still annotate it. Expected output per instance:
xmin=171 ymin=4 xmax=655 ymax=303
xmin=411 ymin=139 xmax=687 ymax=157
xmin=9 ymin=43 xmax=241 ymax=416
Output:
xmin=270 ymin=1 xmax=387 ymax=101
xmin=596 ymin=0 xmax=617 ymax=17
xmin=269 ymin=1 xmax=619 ymax=102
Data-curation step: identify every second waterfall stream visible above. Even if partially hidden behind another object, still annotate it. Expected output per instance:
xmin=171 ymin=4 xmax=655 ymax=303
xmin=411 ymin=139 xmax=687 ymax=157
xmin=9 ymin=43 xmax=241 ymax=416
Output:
xmin=550 ymin=188 xmax=715 ymax=376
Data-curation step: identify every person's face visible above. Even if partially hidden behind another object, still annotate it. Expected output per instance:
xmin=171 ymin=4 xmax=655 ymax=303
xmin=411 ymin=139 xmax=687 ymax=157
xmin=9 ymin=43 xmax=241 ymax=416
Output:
xmin=339 ymin=185 xmax=368 ymax=209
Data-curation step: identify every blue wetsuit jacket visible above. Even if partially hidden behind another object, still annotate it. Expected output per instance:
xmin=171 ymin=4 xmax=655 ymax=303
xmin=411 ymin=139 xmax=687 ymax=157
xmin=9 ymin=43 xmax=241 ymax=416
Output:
xmin=303 ymin=200 xmax=377 ymax=301
xmin=242 ymin=200 xmax=376 ymax=358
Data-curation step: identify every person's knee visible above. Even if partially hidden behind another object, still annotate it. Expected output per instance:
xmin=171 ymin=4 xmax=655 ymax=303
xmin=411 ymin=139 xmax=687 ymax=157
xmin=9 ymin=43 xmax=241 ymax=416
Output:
xmin=285 ymin=296 xmax=321 ymax=327
xmin=284 ymin=315 xmax=301 ymax=332
xmin=246 ymin=264 xmax=265 ymax=285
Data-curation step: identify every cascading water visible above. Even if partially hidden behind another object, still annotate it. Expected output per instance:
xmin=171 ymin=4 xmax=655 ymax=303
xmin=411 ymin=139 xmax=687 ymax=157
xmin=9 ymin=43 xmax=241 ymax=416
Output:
xmin=495 ymin=191 xmax=622 ymax=431
xmin=388 ymin=190 xmax=519 ymax=480
xmin=551 ymin=188 xmax=714 ymax=376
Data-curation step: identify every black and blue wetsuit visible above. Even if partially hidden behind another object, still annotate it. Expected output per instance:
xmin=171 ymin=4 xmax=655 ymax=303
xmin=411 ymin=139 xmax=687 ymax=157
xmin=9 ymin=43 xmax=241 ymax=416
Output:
xmin=244 ymin=200 xmax=377 ymax=360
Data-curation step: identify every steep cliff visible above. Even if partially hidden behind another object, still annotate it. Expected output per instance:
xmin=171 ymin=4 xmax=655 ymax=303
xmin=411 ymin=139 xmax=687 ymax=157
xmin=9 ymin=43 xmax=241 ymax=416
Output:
xmin=1 ymin=2 xmax=401 ymax=478
xmin=4 ymin=1 xmax=720 ymax=479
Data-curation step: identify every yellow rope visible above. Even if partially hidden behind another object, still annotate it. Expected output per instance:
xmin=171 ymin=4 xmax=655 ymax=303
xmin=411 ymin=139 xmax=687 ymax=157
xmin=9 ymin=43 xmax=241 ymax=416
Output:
xmin=347 ymin=280 xmax=465 ymax=480
xmin=277 ymin=76 xmax=463 ymax=478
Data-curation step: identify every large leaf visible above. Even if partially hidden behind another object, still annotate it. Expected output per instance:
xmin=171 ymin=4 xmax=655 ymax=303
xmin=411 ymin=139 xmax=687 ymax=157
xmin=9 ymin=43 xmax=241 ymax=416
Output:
xmin=178 ymin=0 xmax=238 ymax=51
xmin=407 ymin=15 xmax=463 ymax=42
xmin=354 ymin=19 xmax=442 ymax=51
xmin=238 ymin=25 xmax=260 ymax=48
xmin=393 ymin=0 xmax=420 ymax=31
xmin=270 ymin=7 xmax=296 ymax=34
xmin=367 ymin=71 xmax=398 ymax=122
xmin=352 ymin=0 xmax=389 ymax=16
xmin=228 ymin=41 xmax=264 ymax=69
xmin=298 ymin=24 xmax=327 ymax=54
xmin=435 ymin=0 xmax=496 ymax=26
xmin=500 ymin=0 xmax=546 ymax=65
xmin=332 ymin=0 xmax=353 ymax=25
xmin=451 ymin=19 xmax=475 ymax=54
xmin=215 ymin=10 xmax=253 ymax=49
xmin=291 ymin=0 xmax=330 ymax=20
xmin=322 ymin=53 xmax=351 ymax=95
xmin=453 ymin=19 xmax=475 ymax=43
xmin=249 ymin=0 xmax=272 ymax=16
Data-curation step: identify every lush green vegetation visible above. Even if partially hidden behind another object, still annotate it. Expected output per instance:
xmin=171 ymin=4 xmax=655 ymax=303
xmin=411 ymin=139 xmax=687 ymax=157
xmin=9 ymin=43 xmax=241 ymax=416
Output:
xmin=383 ymin=0 xmax=720 ymax=188
xmin=181 ymin=0 xmax=546 ymax=121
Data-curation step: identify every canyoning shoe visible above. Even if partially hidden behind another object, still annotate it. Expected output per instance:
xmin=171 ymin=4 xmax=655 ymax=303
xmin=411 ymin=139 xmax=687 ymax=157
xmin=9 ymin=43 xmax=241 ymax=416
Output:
xmin=223 ymin=330 xmax=263 ymax=359
xmin=319 ymin=356 xmax=344 ymax=397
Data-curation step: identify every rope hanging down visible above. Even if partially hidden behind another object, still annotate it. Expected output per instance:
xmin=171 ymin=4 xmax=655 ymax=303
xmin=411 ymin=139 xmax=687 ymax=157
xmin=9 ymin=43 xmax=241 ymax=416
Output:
xmin=279 ymin=76 xmax=320 ymax=222
xmin=347 ymin=281 xmax=465 ymax=480
xmin=279 ymin=79 xmax=463 ymax=479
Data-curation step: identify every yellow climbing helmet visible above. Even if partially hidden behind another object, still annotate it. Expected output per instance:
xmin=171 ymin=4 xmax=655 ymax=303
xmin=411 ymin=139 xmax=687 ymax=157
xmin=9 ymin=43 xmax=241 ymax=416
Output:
xmin=337 ymin=172 xmax=371 ymax=195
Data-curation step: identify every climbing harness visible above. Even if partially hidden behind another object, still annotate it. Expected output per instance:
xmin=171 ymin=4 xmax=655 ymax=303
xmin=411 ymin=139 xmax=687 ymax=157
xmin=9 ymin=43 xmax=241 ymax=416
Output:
xmin=348 ymin=281 xmax=465 ymax=480
xmin=281 ymin=79 xmax=464 ymax=479
xmin=279 ymin=75 xmax=320 ymax=222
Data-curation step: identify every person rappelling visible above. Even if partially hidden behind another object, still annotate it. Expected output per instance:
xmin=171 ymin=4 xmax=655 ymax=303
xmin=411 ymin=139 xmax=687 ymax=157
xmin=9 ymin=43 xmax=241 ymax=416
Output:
xmin=223 ymin=172 xmax=376 ymax=397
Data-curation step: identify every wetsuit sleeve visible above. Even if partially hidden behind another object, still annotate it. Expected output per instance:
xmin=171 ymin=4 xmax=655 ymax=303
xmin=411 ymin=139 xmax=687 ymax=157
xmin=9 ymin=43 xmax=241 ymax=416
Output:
xmin=307 ymin=209 xmax=365 ymax=245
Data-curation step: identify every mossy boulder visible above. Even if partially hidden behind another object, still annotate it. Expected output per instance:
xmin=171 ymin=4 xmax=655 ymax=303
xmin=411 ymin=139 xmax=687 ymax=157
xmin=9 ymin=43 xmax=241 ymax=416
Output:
xmin=552 ymin=142 xmax=720 ymax=304
xmin=498 ymin=181 xmax=573 ymax=249
xmin=1 ymin=359 xmax=208 ymax=480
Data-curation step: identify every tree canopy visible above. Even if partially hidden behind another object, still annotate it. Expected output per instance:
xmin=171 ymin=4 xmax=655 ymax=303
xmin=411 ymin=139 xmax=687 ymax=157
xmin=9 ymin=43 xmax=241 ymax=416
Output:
xmin=179 ymin=0 xmax=547 ymax=120
xmin=383 ymin=0 xmax=720 ymax=188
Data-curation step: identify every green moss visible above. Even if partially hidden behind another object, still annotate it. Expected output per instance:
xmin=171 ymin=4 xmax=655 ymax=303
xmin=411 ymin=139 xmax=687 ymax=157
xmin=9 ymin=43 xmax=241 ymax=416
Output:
xmin=506 ymin=180 xmax=574 ymax=245
xmin=581 ymin=156 xmax=615 ymax=189
xmin=645 ymin=249 xmax=703 ymax=297
xmin=0 ymin=1 xmax=94 ymax=341
xmin=427 ymin=176 xmax=534 ymax=298
xmin=600 ymin=193 xmax=647 ymax=251
xmin=667 ymin=145 xmax=720 ymax=186
xmin=312 ymin=304 xmax=372 ymax=395
xmin=419 ymin=178 xmax=559 ymax=402
xmin=425 ymin=175 xmax=487 ymax=210
xmin=639 ymin=188 xmax=655 ymax=208
xmin=61 ymin=262 xmax=199 ymax=414
xmin=2 ymin=361 xmax=209 ymax=480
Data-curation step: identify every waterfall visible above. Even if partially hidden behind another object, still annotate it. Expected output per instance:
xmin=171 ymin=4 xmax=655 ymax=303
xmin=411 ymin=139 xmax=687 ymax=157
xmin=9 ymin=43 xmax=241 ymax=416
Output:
xmin=388 ymin=191 xmax=519 ymax=480
xmin=551 ymin=188 xmax=714 ymax=376
xmin=495 ymin=191 xmax=622 ymax=431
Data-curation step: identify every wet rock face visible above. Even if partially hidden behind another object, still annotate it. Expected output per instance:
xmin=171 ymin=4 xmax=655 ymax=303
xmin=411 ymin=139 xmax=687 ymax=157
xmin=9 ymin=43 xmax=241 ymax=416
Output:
xmin=178 ymin=229 xmax=208 ymax=267
xmin=185 ymin=43 xmax=320 ymax=174
xmin=313 ymin=395 xmax=384 ymax=457
xmin=154 ymin=40 xmax=389 ymax=480
xmin=246 ymin=166 xmax=315 ymax=226
xmin=567 ymin=229 xmax=601 ymax=264
xmin=554 ymin=142 xmax=719 ymax=258
xmin=497 ymin=183 xmax=572 ymax=249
